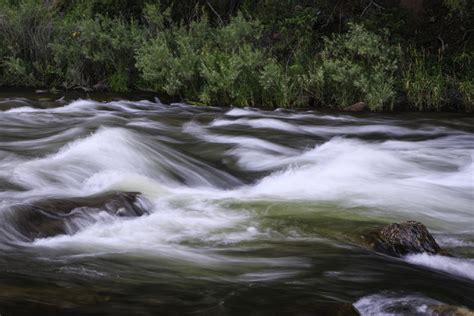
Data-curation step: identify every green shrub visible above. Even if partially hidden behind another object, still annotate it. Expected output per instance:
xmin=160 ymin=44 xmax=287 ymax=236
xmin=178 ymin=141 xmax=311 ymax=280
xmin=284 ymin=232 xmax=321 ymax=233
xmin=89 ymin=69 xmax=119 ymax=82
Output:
xmin=260 ymin=60 xmax=306 ymax=107
xmin=198 ymin=14 xmax=262 ymax=106
xmin=51 ymin=15 xmax=144 ymax=90
xmin=137 ymin=13 xmax=274 ymax=106
xmin=136 ymin=12 xmax=210 ymax=99
xmin=443 ymin=0 xmax=468 ymax=14
xmin=306 ymin=23 xmax=399 ymax=110
xmin=1 ymin=57 xmax=38 ymax=86
xmin=0 ymin=0 xmax=56 ymax=86
xmin=459 ymin=80 xmax=474 ymax=111
xmin=402 ymin=50 xmax=448 ymax=111
xmin=60 ymin=0 xmax=146 ymax=21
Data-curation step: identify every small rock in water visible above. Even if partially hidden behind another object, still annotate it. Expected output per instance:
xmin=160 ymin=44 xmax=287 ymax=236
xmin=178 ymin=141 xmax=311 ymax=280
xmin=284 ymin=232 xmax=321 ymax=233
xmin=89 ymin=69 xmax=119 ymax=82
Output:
xmin=343 ymin=101 xmax=367 ymax=112
xmin=92 ymin=83 xmax=108 ymax=91
xmin=374 ymin=221 xmax=441 ymax=257
xmin=283 ymin=303 xmax=360 ymax=316
xmin=314 ymin=303 xmax=360 ymax=316
xmin=429 ymin=304 xmax=474 ymax=316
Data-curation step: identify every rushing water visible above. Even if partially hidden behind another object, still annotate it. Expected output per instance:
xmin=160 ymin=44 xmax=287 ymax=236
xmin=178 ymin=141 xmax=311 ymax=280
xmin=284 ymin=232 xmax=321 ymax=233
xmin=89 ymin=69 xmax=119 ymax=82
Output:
xmin=0 ymin=95 xmax=473 ymax=315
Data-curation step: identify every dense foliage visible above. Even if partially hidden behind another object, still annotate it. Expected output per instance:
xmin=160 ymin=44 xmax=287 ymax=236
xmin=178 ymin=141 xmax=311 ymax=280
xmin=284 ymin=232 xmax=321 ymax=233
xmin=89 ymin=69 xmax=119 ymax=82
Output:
xmin=0 ymin=0 xmax=472 ymax=111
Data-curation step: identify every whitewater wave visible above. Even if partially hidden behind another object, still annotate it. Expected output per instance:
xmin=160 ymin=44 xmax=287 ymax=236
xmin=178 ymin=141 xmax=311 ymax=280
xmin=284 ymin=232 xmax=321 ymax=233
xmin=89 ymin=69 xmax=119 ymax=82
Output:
xmin=30 ymin=197 xmax=273 ymax=265
xmin=2 ymin=127 xmax=241 ymax=200
xmin=1 ymin=99 xmax=473 ymax=273
xmin=405 ymin=253 xmax=474 ymax=281
xmin=214 ymin=137 xmax=473 ymax=228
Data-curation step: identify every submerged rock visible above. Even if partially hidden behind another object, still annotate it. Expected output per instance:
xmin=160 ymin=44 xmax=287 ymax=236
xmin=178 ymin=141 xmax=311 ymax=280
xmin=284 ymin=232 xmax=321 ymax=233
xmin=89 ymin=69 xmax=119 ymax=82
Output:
xmin=343 ymin=101 xmax=367 ymax=112
xmin=429 ymin=304 xmax=474 ymax=316
xmin=371 ymin=221 xmax=441 ymax=257
xmin=281 ymin=303 xmax=360 ymax=316
xmin=4 ymin=191 xmax=149 ymax=241
xmin=310 ymin=303 xmax=360 ymax=316
xmin=92 ymin=83 xmax=108 ymax=91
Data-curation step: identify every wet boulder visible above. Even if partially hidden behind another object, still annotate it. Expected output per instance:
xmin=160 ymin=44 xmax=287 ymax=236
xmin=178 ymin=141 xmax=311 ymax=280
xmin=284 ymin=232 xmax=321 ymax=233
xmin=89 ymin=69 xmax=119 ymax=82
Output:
xmin=4 ymin=191 xmax=150 ymax=241
xmin=370 ymin=221 xmax=441 ymax=257
xmin=279 ymin=303 xmax=360 ymax=316
xmin=343 ymin=101 xmax=367 ymax=112
xmin=92 ymin=83 xmax=108 ymax=91
xmin=308 ymin=303 xmax=360 ymax=316
xmin=429 ymin=304 xmax=474 ymax=316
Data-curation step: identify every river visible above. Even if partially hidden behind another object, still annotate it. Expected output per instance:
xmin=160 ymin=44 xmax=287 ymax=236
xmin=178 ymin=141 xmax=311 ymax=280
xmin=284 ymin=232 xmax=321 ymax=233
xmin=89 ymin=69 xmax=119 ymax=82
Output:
xmin=0 ymin=94 xmax=473 ymax=315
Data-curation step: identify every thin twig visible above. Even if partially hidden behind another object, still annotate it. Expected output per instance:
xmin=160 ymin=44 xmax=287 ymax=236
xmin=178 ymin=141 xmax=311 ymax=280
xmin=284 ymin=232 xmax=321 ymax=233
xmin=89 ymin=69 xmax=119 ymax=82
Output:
xmin=437 ymin=35 xmax=445 ymax=52
xmin=361 ymin=0 xmax=385 ymax=17
xmin=207 ymin=1 xmax=224 ymax=26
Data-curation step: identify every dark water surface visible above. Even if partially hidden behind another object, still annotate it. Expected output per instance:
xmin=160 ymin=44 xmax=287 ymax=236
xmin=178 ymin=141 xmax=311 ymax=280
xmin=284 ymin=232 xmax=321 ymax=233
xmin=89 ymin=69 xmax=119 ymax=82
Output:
xmin=0 ymin=92 xmax=473 ymax=315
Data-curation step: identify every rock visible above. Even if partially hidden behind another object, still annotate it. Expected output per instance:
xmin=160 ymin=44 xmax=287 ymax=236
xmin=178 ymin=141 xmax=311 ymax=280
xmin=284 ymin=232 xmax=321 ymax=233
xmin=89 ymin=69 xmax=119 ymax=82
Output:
xmin=92 ymin=83 xmax=109 ymax=91
xmin=373 ymin=221 xmax=441 ymax=257
xmin=343 ymin=101 xmax=367 ymax=112
xmin=429 ymin=304 xmax=474 ymax=316
xmin=280 ymin=303 xmax=360 ymax=316
xmin=73 ymin=86 xmax=93 ymax=92
xmin=4 ymin=191 xmax=149 ymax=241
xmin=309 ymin=303 xmax=360 ymax=316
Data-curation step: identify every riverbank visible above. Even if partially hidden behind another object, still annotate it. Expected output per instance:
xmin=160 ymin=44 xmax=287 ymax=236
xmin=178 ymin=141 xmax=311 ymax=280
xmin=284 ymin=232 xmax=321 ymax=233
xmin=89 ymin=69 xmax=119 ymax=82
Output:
xmin=2 ymin=88 xmax=474 ymax=115
xmin=1 ymin=1 xmax=472 ymax=112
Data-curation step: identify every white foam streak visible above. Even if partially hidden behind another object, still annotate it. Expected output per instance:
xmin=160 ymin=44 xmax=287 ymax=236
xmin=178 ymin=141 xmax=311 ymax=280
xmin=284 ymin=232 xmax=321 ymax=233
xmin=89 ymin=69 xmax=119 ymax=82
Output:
xmin=212 ymin=117 xmax=451 ymax=137
xmin=3 ymin=106 xmax=38 ymax=113
xmin=211 ymin=118 xmax=302 ymax=133
xmin=32 ymin=199 xmax=258 ymax=264
xmin=6 ymin=127 xmax=239 ymax=200
xmin=406 ymin=253 xmax=474 ymax=280
xmin=231 ymin=137 xmax=473 ymax=224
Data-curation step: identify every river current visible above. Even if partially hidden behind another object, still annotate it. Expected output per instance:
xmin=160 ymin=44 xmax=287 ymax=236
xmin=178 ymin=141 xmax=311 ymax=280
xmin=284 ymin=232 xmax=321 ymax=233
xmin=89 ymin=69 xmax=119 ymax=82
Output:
xmin=0 ymin=96 xmax=473 ymax=315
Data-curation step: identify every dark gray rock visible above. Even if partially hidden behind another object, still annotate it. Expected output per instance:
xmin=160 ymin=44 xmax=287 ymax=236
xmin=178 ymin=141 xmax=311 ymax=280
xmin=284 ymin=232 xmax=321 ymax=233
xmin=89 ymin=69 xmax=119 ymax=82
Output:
xmin=92 ymin=83 xmax=109 ymax=91
xmin=4 ymin=191 xmax=149 ymax=241
xmin=373 ymin=221 xmax=441 ymax=257
xmin=343 ymin=101 xmax=367 ymax=112
xmin=429 ymin=304 xmax=474 ymax=316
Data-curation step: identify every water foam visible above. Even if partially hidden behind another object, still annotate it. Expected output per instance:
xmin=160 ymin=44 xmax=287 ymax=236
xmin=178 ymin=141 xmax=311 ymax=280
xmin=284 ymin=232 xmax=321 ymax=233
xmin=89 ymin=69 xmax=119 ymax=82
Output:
xmin=231 ymin=137 xmax=474 ymax=226
xmin=405 ymin=253 xmax=474 ymax=281
xmin=31 ymin=197 xmax=260 ymax=264
xmin=6 ymin=126 xmax=240 ymax=199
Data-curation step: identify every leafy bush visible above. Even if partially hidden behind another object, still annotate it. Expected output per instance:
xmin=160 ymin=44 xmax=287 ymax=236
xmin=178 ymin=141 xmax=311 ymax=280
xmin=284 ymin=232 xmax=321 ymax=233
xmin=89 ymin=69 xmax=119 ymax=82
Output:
xmin=1 ymin=57 xmax=38 ymax=86
xmin=0 ymin=0 xmax=56 ymax=86
xmin=136 ymin=10 xmax=210 ymax=99
xmin=306 ymin=23 xmax=399 ymax=110
xmin=260 ymin=61 xmax=306 ymax=107
xmin=137 ymin=13 xmax=276 ymax=106
xmin=402 ymin=50 xmax=448 ymax=111
xmin=443 ymin=0 xmax=468 ymax=14
xmin=51 ymin=15 xmax=144 ymax=90
xmin=199 ymin=14 xmax=269 ymax=106
xmin=459 ymin=80 xmax=474 ymax=111
xmin=452 ymin=52 xmax=473 ymax=111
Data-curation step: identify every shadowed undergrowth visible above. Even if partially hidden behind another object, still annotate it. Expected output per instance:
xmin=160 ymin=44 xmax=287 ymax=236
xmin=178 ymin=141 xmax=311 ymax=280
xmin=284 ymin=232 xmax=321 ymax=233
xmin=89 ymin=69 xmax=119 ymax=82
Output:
xmin=0 ymin=0 xmax=472 ymax=111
